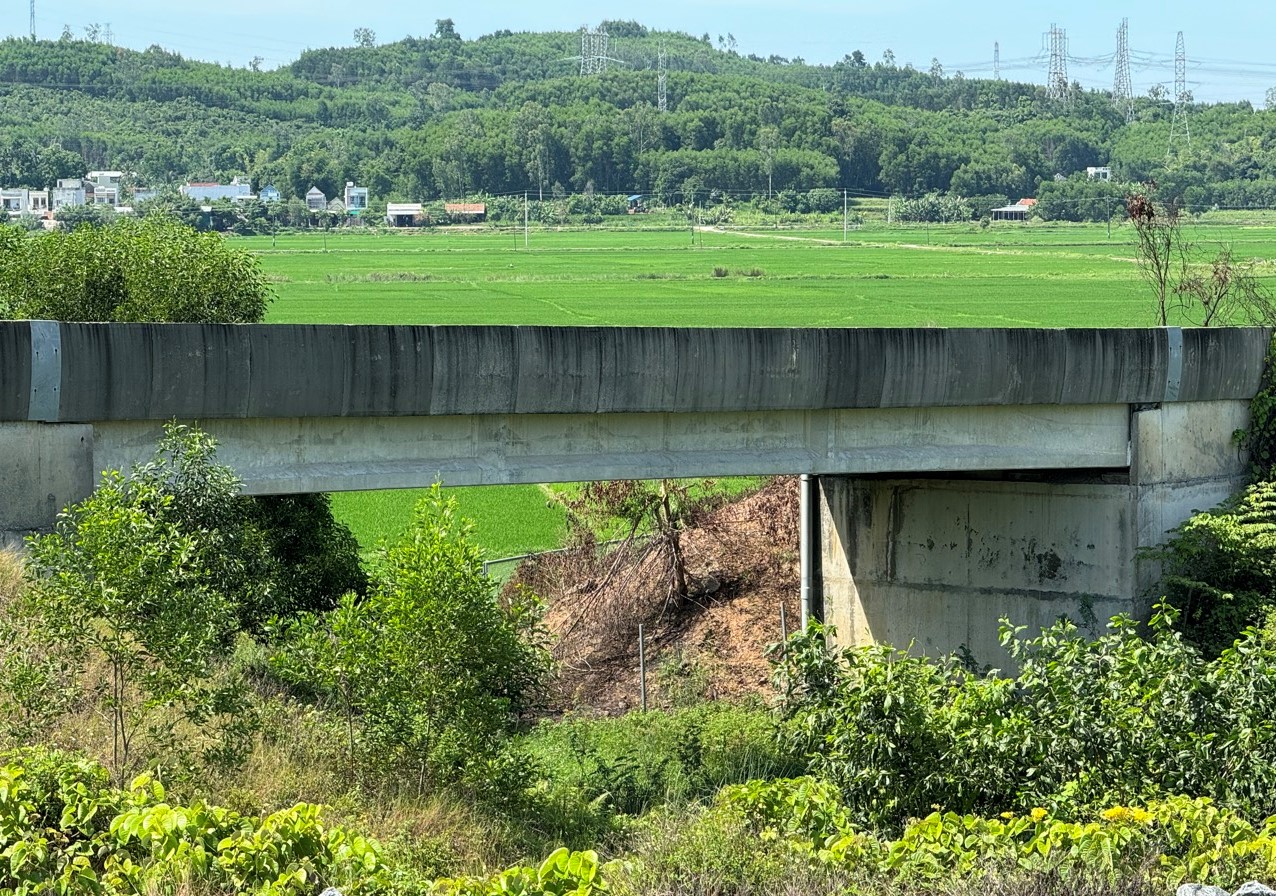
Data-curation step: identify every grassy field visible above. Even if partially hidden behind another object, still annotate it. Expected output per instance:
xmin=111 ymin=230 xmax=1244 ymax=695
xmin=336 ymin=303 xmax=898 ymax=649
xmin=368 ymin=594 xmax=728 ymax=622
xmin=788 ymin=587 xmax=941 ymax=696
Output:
xmin=238 ymin=220 xmax=1276 ymax=554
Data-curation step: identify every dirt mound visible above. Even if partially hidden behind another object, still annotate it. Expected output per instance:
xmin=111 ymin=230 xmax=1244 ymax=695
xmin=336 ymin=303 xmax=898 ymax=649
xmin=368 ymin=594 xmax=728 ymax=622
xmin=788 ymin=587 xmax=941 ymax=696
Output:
xmin=509 ymin=477 xmax=800 ymax=715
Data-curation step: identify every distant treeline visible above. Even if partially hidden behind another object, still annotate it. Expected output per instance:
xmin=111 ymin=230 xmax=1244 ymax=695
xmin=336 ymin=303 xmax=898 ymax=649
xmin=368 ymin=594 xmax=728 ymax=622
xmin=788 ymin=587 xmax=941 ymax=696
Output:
xmin=0 ymin=26 xmax=1272 ymax=218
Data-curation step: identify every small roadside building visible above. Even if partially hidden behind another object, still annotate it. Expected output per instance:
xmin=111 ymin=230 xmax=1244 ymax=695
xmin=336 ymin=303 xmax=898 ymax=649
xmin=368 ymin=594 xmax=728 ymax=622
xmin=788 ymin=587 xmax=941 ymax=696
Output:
xmin=385 ymin=202 xmax=424 ymax=227
xmin=444 ymin=202 xmax=486 ymax=222
xmin=991 ymin=197 xmax=1037 ymax=222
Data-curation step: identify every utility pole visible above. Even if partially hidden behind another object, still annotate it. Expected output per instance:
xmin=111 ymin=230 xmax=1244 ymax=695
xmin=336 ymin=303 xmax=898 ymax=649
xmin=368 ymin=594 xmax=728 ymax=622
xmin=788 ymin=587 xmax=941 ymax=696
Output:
xmin=1045 ymin=23 xmax=1068 ymax=105
xmin=657 ymin=46 xmax=668 ymax=112
xmin=1113 ymin=18 xmax=1133 ymax=123
xmin=1168 ymin=31 xmax=1191 ymax=158
xmin=842 ymin=189 xmax=848 ymax=242
xmin=29 ymin=0 xmax=34 ymax=40
xmin=523 ymin=192 xmax=529 ymax=248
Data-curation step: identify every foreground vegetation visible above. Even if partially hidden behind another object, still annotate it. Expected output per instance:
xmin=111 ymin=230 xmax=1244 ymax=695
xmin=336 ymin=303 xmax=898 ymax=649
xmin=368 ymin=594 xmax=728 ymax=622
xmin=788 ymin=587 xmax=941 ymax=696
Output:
xmin=2 ymin=400 xmax=1276 ymax=893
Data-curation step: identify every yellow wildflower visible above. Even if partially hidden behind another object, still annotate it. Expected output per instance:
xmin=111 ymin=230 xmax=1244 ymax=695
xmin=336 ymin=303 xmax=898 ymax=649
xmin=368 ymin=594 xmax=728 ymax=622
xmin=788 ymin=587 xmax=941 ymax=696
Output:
xmin=1030 ymin=807 xmax=1048 ymax=822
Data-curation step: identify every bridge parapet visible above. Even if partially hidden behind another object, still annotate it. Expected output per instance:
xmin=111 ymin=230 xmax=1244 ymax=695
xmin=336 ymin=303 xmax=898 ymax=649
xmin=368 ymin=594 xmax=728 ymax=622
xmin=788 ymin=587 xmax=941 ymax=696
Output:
xmin=1 ymin=323 xmax=1268 ymax=423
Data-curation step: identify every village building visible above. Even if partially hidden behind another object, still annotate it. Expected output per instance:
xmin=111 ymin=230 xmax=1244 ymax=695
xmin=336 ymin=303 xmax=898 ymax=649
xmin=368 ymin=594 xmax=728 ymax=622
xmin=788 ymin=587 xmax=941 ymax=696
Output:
xmin=344 ymin=182 xmax=369 ymax=214
xmin=991 ymin=197 xmax=1037 ymax=222
xmin=385 ymin=202 xmax=424 ymax=227
xmin=180 ymin=179 xmax=253 ymax=202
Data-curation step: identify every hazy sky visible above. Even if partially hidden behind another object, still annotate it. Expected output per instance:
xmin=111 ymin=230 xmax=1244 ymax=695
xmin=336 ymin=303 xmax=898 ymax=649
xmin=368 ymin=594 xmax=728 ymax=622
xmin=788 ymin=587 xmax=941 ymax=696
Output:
xmin=13 ymin=1 xmax=1276 ymax=106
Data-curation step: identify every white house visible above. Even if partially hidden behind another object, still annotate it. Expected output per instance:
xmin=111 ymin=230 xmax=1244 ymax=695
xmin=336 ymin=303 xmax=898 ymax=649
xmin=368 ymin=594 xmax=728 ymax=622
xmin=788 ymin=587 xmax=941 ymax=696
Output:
xmin=86 ymin=170 xmax=124 ymax=206
xmin=181 ymin=179 xmax=254 ymax=202
xmin=1 ymin=188 xmax=49 ymax=216
xmin=52 ymin=179 xmax=86 ymax=210
xmin=344 ymin=182 xmax=369 ymax=214
xmin=385 ymin=202 xmax=424 ymax=226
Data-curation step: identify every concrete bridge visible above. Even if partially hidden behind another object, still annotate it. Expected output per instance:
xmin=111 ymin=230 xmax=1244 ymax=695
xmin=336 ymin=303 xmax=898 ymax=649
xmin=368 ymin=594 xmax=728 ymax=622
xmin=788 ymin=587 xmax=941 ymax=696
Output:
xmin=1 ymin=322 xmax=1269 ymax=664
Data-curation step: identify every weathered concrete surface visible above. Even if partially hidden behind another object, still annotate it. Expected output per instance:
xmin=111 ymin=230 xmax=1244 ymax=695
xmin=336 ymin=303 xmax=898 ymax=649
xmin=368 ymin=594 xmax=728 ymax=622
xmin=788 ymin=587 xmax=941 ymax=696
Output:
xmin=0 ymin=422 xmax=93 ymax=549
xmin=819 ymin=399 xmax=1254 ymax=665
xmin=82 ymin=403 xmax=1131 ymax=495
xmin=1 ymin=323 xmax=1269 ymax=422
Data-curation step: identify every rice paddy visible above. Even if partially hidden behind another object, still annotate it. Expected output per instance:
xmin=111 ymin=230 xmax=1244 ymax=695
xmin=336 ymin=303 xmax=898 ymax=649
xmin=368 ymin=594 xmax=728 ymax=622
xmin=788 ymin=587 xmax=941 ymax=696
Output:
xmin=239 ymin=219 xmax=1276 ymax=554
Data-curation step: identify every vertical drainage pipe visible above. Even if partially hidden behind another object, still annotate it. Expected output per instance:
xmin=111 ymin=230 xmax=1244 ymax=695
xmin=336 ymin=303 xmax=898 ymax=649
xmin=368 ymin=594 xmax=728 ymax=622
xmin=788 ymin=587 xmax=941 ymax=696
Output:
xmin=799 ymin=473 xmax=816 ymax=629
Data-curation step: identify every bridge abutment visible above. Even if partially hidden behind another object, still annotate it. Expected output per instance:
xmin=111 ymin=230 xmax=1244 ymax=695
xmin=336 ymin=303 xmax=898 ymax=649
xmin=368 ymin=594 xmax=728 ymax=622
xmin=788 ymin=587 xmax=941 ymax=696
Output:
xmin=0 ymin=423 xmax=93 ymax=550
xmin=817 ymin=400 xmax=1252 ymax=666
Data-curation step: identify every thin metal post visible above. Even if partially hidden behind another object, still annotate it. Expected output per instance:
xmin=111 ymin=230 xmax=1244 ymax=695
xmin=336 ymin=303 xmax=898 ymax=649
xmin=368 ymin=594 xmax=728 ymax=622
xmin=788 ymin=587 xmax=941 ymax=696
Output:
xmin=843 ymin=189 xmax=848 ymax=242
xmin=638 ymin=623 xmax=647 ymax=712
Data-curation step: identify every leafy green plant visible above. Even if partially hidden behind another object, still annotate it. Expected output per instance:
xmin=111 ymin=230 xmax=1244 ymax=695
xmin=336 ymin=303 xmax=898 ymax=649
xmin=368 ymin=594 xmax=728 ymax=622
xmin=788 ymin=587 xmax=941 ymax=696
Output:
xmin=20 ymin=469 xmax=242 ymax=781
xmin=776 ymin=609 xmax=1276 ymax=830
xmin=273 ymin=485 xmax=551 ymax=798
xmin=1152 ymin=480 xmax=1276 ymax=657
xmin=0 ymin=215 xmax=270 ymax=323
xmin=431 ymin=847 xmax=607 ymax=896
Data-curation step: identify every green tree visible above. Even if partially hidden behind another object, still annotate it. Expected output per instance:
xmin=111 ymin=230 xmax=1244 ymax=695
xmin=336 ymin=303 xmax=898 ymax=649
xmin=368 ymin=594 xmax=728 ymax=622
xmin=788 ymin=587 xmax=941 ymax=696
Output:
xmin=275 ymin=486 xmax=549 ymax=797
xmin=1158 ymin=481 xmax=1276 ymax=658
xmin=0 ymin=216 xmax=270 ymax=323
xmin=18 ymin=426 xmax=251 ymax=781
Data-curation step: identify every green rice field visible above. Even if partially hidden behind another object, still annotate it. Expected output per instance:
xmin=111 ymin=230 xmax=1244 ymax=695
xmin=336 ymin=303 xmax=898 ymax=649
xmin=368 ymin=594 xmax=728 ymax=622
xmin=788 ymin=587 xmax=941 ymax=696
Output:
xmin=239 ymin=220 xmax=1276 ymax=555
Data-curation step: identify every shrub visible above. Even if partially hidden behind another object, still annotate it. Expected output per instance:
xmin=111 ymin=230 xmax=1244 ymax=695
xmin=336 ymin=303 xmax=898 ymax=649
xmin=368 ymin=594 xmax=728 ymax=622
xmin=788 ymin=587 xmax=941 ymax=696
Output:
xmin=0 ymin=750 xmax=395 ymax=895
xmin=0 ymin=216 xmax=271 ymax=323
xmin=775 ymin=609 xmax=1276 ymax=830
xmin=522 ymin=702 xmax=799 ymax=821
xmin=273 ymin=486 xmax=551 ymax=798
xmin=1157 ymin=480 xmax=1276 ymax=657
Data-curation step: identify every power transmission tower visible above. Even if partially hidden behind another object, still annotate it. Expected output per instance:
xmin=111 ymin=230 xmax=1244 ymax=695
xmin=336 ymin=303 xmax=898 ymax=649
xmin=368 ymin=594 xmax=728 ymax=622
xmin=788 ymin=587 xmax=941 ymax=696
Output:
xmin=1045 ymin=23 xmax=1069 ymax=105
xmin=1168 ymin=31 xmax=1191 ymax=157
xmin=580 ymin=26 xmax=609 ymax=75
xmin=1113 ymin=18 xmax=1133 ymax=123
xmin=993 ymin=42 xmax=1000 ymax=80
xmin=658 ymin=46 xmax=667 ymax=111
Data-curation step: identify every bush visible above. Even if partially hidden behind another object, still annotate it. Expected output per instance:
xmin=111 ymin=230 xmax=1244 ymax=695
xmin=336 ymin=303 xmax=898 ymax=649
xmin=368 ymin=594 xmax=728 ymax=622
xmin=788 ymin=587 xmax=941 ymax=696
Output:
xmin=894 ymin=191 xmax=972 ymax=223
xmin=723 ymin=780 xmax=1276 ymax=888
xmin=247 ymin=493 xmax=368 ymax=627
xmin=522 ymin=702 xmax=799 ymax=819
xmin=16 ymin=426 xmax=252 ymax=779
xmin=1158 ymin=480 xmax=1276 ymax=657
xmin=0 ymin=750 xmax=397 ymax=895
xmin=273 ymin=486 xmax=551 ymax=798
xmin=0 ymin=215 xmax=270 ymax=323
xmin=775 ymin=609 xmax=1276 ymax=830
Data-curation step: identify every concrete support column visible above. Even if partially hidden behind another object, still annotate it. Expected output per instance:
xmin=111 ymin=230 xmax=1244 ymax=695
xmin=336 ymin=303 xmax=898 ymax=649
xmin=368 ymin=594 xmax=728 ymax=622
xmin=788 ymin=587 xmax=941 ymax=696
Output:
xmin=817 ymin=399 xmax=1253 ymax=668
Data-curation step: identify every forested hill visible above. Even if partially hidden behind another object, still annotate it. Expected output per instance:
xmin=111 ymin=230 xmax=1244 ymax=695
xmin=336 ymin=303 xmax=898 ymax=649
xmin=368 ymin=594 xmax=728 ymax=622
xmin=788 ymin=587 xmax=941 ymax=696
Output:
xmin=0 ymin=22 xmax=1273 ymax=215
